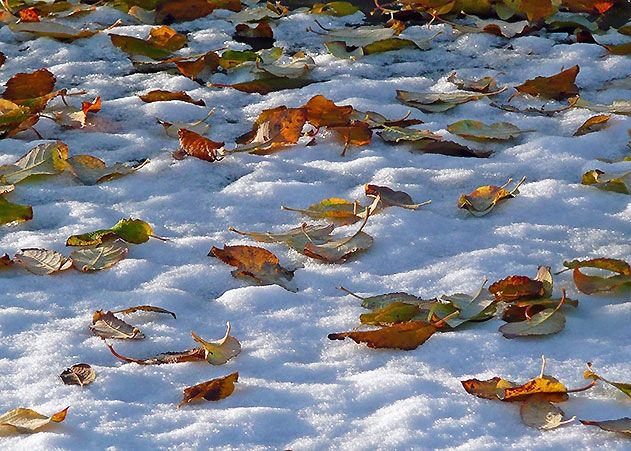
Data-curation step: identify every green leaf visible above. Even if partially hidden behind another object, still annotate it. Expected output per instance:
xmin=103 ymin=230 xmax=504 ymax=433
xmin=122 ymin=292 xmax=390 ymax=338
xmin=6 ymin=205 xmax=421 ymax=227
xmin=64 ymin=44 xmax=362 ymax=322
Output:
xmin=66 ymin=218 xmax=154 ymax=246
xmin=360 ymin=302 xmax=422 ymax=326
xmin=435 ymin=280 xmax=496 ymax=328
xmin=110 ymin=34 xmax=172 ymax=60
xmin=581 ymin=169 xmax=630 ymax=195
xmin=447 ymin=120 xmax=522 ymax=141
xmin=0 ymin=197 xmax=33 ymax=225
xmin=219 ymin=50 xmax=258 ymax=69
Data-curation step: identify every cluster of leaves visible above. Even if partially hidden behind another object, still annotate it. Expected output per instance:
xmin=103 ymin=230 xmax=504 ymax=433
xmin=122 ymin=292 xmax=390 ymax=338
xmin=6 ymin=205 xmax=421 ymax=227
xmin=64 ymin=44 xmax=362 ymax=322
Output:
xmin=463 ymin=356 xmax=630 ymax=434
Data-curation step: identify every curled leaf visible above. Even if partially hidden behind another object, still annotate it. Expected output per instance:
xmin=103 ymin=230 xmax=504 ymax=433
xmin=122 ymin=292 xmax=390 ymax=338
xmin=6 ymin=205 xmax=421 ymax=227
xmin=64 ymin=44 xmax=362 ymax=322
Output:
xmin=282 ymin=198 xmax=363 ymax=225
xmin=0 ymin=141 xmax=69 ymax=184
xmin=112 ymin=305 xmax=176 ymax=319
xmin=396 ymin=88 xmax=505 ymax=113
xmin=67 ymin=156 xmax=148 ymax=185
xmin=458 ymin=177 xmax=525 ymax=216
xmin=562 ymin=258 xmax=631 ymax=294
xmin=365 ymin=184 xmax=430 ymax=210
xmin=67 ymin=218 xmax=154 ymax=246
xmin=191 ymin=322 xmax=241 ymax=365
xmin=139 ymin=90 xmax=205 ymax=106
xmin=581 ymin=169 xmax=630 ymax=195
xmin=498 ymin=295 xmax=566 ymax=339
xmin=447 ymin=120 xmax=522 ymax=141
xmin=179 ymin=372 xmax=239 ymax=408
xmin=580 ymin=418 xmax=631 ymax=435
xmin=59 ymin=363 xmax=96 ymax=387
xmin=91 ymin=310 xmax=144 ymax=340
xmin=462 ymin=377 xmax=515 ymax=400
xmin=574 ymin=114 xmax=611 ymax=136
xmin=176 ymin=129 xmax=224 ymax=162
xmin=584 ymin=363 xmax=631 ymax=398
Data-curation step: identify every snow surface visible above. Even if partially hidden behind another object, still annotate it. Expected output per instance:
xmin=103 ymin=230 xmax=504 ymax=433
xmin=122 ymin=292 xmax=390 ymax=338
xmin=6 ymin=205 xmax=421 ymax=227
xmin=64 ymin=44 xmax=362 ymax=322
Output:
xmin=1 ymin=5 xmax=630 ymax=451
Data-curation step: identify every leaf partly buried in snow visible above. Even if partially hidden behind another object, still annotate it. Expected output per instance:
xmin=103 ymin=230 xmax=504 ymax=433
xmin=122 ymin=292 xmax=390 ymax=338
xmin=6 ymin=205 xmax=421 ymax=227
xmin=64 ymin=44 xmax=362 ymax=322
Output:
xmin=580 ymin=418 xmax=631 ymax=435
xmin=458 ymin=177 xmax=525 ymax=216
xmin=0 ymin=141 xmax=69 ymax=184
xmin=562 ymin=257 xmax=631 ymax=294
xmin=139 ymin=90 xmax=205 ymax=106
xmin=365 ymin=184 xmax=430 ymax=210
xmin=67 ymin=218 xmax=154 ymax=246
xmin=191 ymin=322 xmax=241 ymax=365
xmin=13 ymin=248 xmax=72 ymax=275
xmin=176 ymin=129 xmax=224 ymax=162
xmin=328 ymin=320 xmax=437 ymax=350
xmin=584 ymin=363 xmax=631 ymax=399
xmin=68 ymin=155 xmax=148 ymax=185
xmin=447 ymin=120 xmax=522 ymax=141
xmin=520 ymin=395 xmax=573 ymax=430
xmin=70 ymin=240 xmax=129 ymax=272
xmin=396 ymin=88 xmax=504 ymax=113
xmin=257 ymin=54 xmax=315 ymax=78
xmin=573 ymin=114 xmax=611 ymax=136
xmin=179 ymin=371 xmax=239 ymax=408
xmin=515 ymin=65 xmax=580 ymax=100
xmin=0 ymin=407 xmax=68 ymax=433
xmin=0 ymin=197 xmax=33 ymax=225
xmin=91 ymin=310 xmax=144 ymax=339
xmin=210 ymin=245 xmax=297 ymax=292
xmin=59 ymin=363 xmax=96 ymax=387
xmin=581 ymin=169 xmax=630 ymax=195
xmin=447 ymin=72 xmax=498 ymax=93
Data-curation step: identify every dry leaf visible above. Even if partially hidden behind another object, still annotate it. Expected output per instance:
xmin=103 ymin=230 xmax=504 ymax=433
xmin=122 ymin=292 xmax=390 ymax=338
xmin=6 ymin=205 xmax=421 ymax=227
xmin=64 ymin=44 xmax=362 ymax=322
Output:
xmin=303 ymin=212 xmax=373 ymax=263
xmin=0 ymin=141 xmax=69 ymax=184
xmin=581 ymin=169 xmax=630 ymax=195
xmin=0 ymin=407 xmax=68 ymax=433
xmin=489 ymin=276 xmax=545 ymax=302
xmin=70 ymin=240 xmax=129 ymax=272
xmin=580 ymin=418 xmax=631 ymax=435
xmin=147 ymin=25 xmax=187 ymax=52
xmin=396 ymin=88 xmax=505 ymax=113
xmin=562 ymin=257 xmax=631 ymax=294
xmin=328 ymin=320 xmax=437 ymax=350
xmin=515 ymin=65 xmax=580 ymax=100
xmin=210 ymin=245 xmax=297 ymax=292
xmin=2 ymin=68 xmax=55 ymax=102
xmin=281 ymin=198 xmax=363 ymax=225
xmin=59 ymin=363 xmax=96 ymax=387
xmin=447 ymin=120 xmax=522 ymax=141
xmin=191 ymin=322 xmax=241 ymax=365
xmin=67 ymin=218 xmax=154 ymax=246
xmin=447 ymin=72 xmax=498 ymax=93
xmin=574 ymin=114 xmax=611 ymax=136
xmin=462 ymin=377 xmax=515 ymax=400
xmin=365 ymin=184 xmax=430 ymax=210
xmin=498 ymin=295 xmax=566 ymax=339
xmin=584 ymin=363 xmax=631 ymax=399
xmin=67 ymin=156 xmax=148 ymax=185
xmin=234 ymin=21 xmax=275 ymax=51
xmin=520 ymin=395 xmax=573 ymax=430
xmin=179 ymin=372 xmax=239 ymax=408
xmin=91 ymin=310 xmax=144 ymax=339
xmin=0 ymin=197 xmax=33 ymax=225
xmin=458 ymin=177 xmax=525 ymax=216
xmin=174 ymin=51 xmax=220 ymax=80
xmin=139 ymin=90 xmax=205 ymax=106
xmin=175 ymin=129 xmax=224 ymax=162
xmin=13 ymin=248 xmax=72 ymax=275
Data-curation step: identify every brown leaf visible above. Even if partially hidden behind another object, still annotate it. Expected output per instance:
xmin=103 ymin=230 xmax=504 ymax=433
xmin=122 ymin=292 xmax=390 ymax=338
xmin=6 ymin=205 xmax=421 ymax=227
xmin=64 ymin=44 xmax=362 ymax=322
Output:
xmin=412 ymin=139 xmax=491 ymax=158
xmin=304 ymin=95 xmax=353 ymax=128
xmin=139 ymin=90 xmax=205 ymax=106
xmin=500 ymin=375 xmax=568 ymax=402
xmin=563 ymin=257 xmax=631 ymax=294
xmin=174 ymin=51 xmax=220 ymax=80
xmin=18 ymin=7 xmax=40 ymax=22
xmin=234 ymin=21 xmax=275 ymax=51
xmin=105 ymin=342 xmax=206 ymax=365
xmin=447 ymin=72 xmax=498 ymax=93
xmin=489 ymin=276 xmax=545 ymax=302
xmin=573 ymin=114 xmax=611 ymax=136
xmin=111 ymin=305 xmax=176 ymax=319
xmin=365 ymin=184 xmax=430 ymax=210
xmin=13 ymin=248 xmax=72 ymax=275
xmin=176 ymin=129 xmax=224 ymax=162
xmin=2 ymin=68 xmax=56 ymax=102
xmin=179 ymin=371 xmax=239 ymax=407
xmin=210 ymin=245 xmax=297 ymax=292
xmin=236 ymin=106 xmax=307 ymax=154
xmin=0 ymin=407 xmax=68 ymax=433
xmin=328 ymin=320 xmax=437 ymax=350
xmin=91 ymin=310 xmax=144 ymax=340
xmin=515 ymin=65 xmax=580 ymax=100
xmin=329 ymin=122 xmax=372 ymax=156
xmin=147 ymin=25 xmax=187 ymax=52
xmin=462 ymin=377 xmax=515 ymax=400
xmin=67 ymin=155 xmax=148 ymax=185
xmin=156 ymin=0 xmax=235 ymax=24
xmin=0 ymin=253 xmax=12 ymax=269
xmin=59 ymin=363 xmax=96 ymax=387
xmin=458 ymin=177 xmax=524 ymax=216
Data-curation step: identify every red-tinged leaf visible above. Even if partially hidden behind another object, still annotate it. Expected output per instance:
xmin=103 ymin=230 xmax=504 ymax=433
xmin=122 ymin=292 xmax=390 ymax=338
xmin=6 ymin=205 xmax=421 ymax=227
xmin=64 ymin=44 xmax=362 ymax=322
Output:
xmin=489 ymin=276 xmax=545 ymax=302
xmin=2 ymin=68 xmax=55 ymax=102
xmin=515 ymin=66 xmax=580 ymax=100
xmin=563 ymin=258 xmax=631 ymax=294
xmin=462 ymin=377 xmax=515 ymax=400
xmin=179 ymin=372 xmax=239 ymax=407
xmin=234 ymin=21 xmax=275 ymax=51
xmin=139 ymin=90 xmax=205 ymax=106
xmin=329 ymin=122 xmax=372 ymax=156
xmin=18 ymin=7 xmax=40 ymax=22
xmin=328 ymin=320 xmax=438 ymax=350
xmin=174 ymin=52 xmax=220 ymax=80
xmin=304 ymin=95 xmax=353 ymax=128
xmin=176 ymin=129 xmax=224 ymax=162
xmin=156 ymin=0 xmax=241 ymax=24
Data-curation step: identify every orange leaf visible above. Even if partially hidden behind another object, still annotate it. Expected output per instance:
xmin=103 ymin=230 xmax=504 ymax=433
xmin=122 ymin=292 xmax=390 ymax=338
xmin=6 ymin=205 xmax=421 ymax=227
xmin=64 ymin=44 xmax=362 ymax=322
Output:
xmin=2 ymin=68 xmax=56 ymax=102
xmin=18 ymin=7 xmax=40 ymax=22
xmin=462 ymin=377 xmax=515 ymax=400
xmin=147 ymin=25 xmax=187 ymax=52
xmin=179 ymin=372 xmax=239 ymax=407
xmin=81 ymin=96 xmax=101 ymax=115
xmin=329 ymin=122 xmax=372 ymax=155
xmin=489 ymin=275 xmax=545 ymax=302
xmin=563 ymin=258 xmax=631 ymax=294
xmin=499 ymin=376 xmax=568 ymax=402
xmin=304 ymin=95 xmax=353 ymax=128
xmin=515 ymin=65 xmax=579 ymax=100
xmin=174 ymin=51 xmax=220 ymax=80
xmin=139 ymin=90 xmax=205 ymax=106
xmin=328 ymin=320 xmax=437 ymax=350
xmin=176 ymin=129 xmax=224 ymax=162
xmin=156 ymin=0 xmax=241 ymax=24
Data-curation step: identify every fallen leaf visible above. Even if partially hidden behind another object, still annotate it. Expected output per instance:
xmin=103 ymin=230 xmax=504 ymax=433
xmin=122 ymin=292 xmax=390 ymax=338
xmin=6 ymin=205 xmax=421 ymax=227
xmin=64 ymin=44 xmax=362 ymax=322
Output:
xmin=157 ymin=110 xmax=213 ymax=138
xmin=9 ymin=20 xmax=98 ymax=41
xmin=234 ymin=105 xmax=306 ymax=154
xmin=575 ymin=98 xmax=631 ymax=115
xmin=281 ymin=198 xmax=363 ymax=225
xmin=447 ymin=72 xmax=498 ymax=93
xmin=91 ymin=310 xmax=144 ymax=339
xmin=319 ymin=25 xmax=396 ymax=47
xmin=515 ymin=65 xmax=580 ymax=100
xmin=303 ymin=212 xmax=373 ymax=263
xmin=360 ymin=302 xmax=422 ymax=326
xmin=562 ymin=257 xmax=631 ymax=294
xmin=435 ymin=279 xmax=496 ymax=328
xmin=106 ymin=343 xmax=206 ymax=365
xmin=110 ymin=34 xmax=172 ymax=60
xmin=234 ymin=21 xmax=275 ymax=51
xmin=328 ymin=320 xmax=437 ymax=350
xmin=447 ymin=120 xmax=522 ymax=141
xmin=70 ymin=240 xmax=129 ymax=272
xmin=498 ymin=295 xmax=566 ymax=339
xmin=230 ymin=223 xmax=334 ymax=252
xmin=364 ymin=184 xmax=430 ymax=210
xmin=59 ymin=363 xmax=96 ymax=387
xmin=574 ymin=114 xmax=611 ymax=136
xmin=139 ymin=90 xmax=205 ymax=106
xmin=2 ymin=68 xmax=55 ymax=102
xmin=0 ymin=407 xmax=68 ymax=433
xmin=500 ymin=375 xmax=568 ymax=402
xmin=580 ymin=418 xmax=631 ymax=435
xmin=211 ymin=76 xmax=315 ymax=95
xmin=411 ymin=139 xmax=491 ymax=158
xmin=461 ymin=377 xmax=515 ymax=400
xmin=458 ymin=177 xmax=525 ymax=216
xmin=338 ymin=286 xmax=434 ymax=310
xmin=179 ymin=371 xmax=239 ymax=408
xmin=304 ymin=95 xmax=353 ymax=128
xmin=174 ymin=51 xmax=220 ymax=80
xmin=489 ymin=276 xmax=545 ymax=302
xmin=520 ymin=395 xmax=574 ymax=430
xmin=0 ymin=99 xmax=34 ymax=137
xmin=397 ymin=88 xmax=505 ymax=113
xmin=67 ymin=156 xmax=148 ymax=185
xmin=0 ymin=253 xmax=12 ymax=269
xmin=111 ymin=305 xmax=176 ymax=319
xmin=0 ymin=141 xmax=69 ymax=184
xmin=581 ymin=169 xmax=630 ymax=195
xmin=156 ymin=0 xmax=241 ymax=24
xmin=257 ymin=54 xmax=315 ymax=79
xmin=584 ymin=363 xmax=631 ymax=398
xmin=66 ymin=218 xmax=154 ymax=246
xmin=218 ymin=49 xmax=258 ymax=70
xmin=147 ymin=25 xmax=187 ymax=52
xmin=191 ymin=322 xmax=241 ymax=365
xmin=13 ymin=248 xmax=72 ymax=275
xmin=0 ymin=197 xmax=33 ymax=225
xmin=176 ymin=129 xmax=224 ymax=162
xmin=378 ymin=126 xmax=442 ymax=143
xmin=311 ymin=1 xmax=360 ymax=16
xmin=329 ymin=121 xmax=372 ymax=155
xmin=210 ymin=245 xmax=298 ymax=292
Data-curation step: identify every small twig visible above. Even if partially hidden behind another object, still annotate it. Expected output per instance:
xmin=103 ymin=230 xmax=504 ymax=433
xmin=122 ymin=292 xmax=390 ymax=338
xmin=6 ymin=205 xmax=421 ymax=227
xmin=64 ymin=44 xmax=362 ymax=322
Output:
xmin=337 ymin=286 xmax=366 ymax=300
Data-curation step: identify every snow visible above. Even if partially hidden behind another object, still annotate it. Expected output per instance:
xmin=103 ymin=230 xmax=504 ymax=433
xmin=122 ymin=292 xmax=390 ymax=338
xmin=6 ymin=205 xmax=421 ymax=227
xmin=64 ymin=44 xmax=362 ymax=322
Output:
xmin=1 ymin=4 xmax=630 ymax=450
